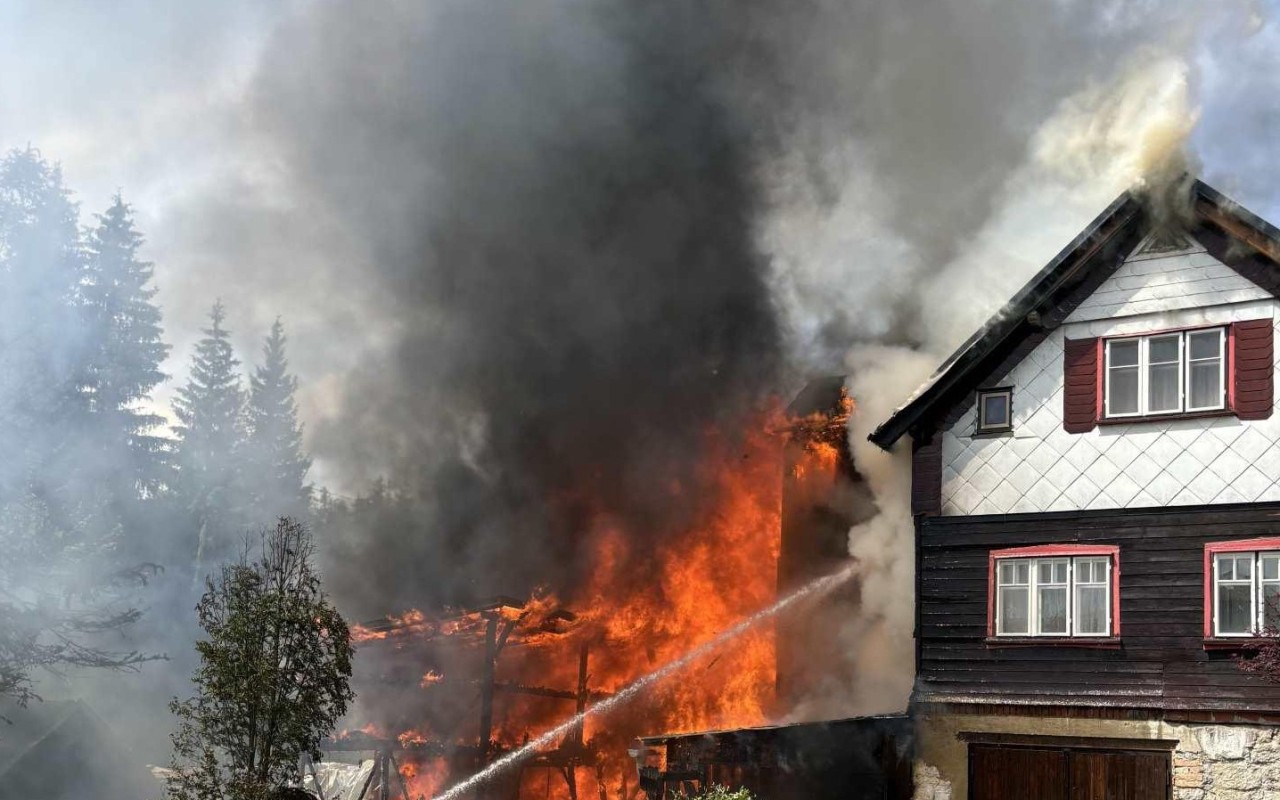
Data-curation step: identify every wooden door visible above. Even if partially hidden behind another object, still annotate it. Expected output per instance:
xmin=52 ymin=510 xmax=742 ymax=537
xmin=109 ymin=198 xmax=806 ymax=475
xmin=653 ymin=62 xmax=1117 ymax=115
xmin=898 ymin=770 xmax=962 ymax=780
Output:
xmin=1069 ymin=750 xmax=1170 ymax=800
xmin=970 ymin=744 xmax=1170 ymax=800
xmin=970 ymin=745 xmax=1067 ymax=800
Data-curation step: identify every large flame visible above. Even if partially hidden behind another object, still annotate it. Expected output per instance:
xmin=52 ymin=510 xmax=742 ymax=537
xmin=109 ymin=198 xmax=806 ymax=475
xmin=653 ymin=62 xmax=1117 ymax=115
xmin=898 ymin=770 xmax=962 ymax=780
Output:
xmin=341 ymin=397 xmax=850 ymax=799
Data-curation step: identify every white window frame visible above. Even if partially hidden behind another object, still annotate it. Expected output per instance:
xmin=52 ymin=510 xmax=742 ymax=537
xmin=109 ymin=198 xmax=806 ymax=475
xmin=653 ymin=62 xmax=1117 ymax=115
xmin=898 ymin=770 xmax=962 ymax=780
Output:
xmin=1104 ymin=327 xmax=1225 ymax=419
xmin=976 ymin=388 xmax=1013 ymax=433
xmin=995 ymin=556 xmax=1113 ymax=638
xmin=1212 ymin=550 xmax=1280 ymax=637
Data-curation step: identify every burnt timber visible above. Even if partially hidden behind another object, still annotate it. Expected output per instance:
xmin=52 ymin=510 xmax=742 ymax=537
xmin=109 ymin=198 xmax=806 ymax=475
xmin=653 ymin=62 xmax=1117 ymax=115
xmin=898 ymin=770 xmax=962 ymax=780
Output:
xmin=332 ymin=597 xmax=608 ymax=800
xmin=633 ymin=716 xmax=913 ymax=800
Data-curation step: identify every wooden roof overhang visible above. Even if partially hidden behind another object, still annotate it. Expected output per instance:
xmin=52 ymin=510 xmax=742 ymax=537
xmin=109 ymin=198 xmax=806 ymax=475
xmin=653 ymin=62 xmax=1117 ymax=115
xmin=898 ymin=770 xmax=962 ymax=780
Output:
xmin=870 ymin=180 xmax=1280 ymax=451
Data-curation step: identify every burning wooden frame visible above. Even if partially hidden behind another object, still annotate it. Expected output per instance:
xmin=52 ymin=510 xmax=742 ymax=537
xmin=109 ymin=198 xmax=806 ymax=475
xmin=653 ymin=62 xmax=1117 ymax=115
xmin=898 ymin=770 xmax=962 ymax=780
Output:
xmin=328 ymin=596 xmax=613 ymax=800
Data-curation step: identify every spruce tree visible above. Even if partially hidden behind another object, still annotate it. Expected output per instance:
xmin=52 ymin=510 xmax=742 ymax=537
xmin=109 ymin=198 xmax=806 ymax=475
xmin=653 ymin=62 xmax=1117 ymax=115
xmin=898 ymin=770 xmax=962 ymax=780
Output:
xmin=0 ymin=148 xmax=88 ymax=500
xmin=82 ymin=193 xmax=170 ymax=497
xmin=246 ymin=319 xmax=312 ymax=521
xmin=0 ymin=149 xmax=160 ymax=703
xmin=175 ymin=301 xmax=248 ymax=583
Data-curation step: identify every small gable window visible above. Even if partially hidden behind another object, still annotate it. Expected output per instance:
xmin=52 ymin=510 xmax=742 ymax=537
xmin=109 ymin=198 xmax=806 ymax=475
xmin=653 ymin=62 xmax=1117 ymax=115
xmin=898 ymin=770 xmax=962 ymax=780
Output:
xmin=989 ymin=545 xmax=1119 ymax=639
xmin=1104 ymin=327 xmax=1225 ymax=419
xmin=976 ymin=388 xmax=1013 ymax=434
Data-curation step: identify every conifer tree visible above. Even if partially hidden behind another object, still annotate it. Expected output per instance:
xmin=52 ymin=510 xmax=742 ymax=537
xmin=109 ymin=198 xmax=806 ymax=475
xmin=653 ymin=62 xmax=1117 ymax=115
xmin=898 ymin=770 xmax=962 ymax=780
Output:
xmin=0 ymin=148 xmax=88 ymax=500
xmin=246 ymin=319 xmax=312 ymax=521
xmin=82 ymin=193 xmax=170 ymax=496
xmin=175 ymin=301 xmax=248 ymax=582
xmin=0 ymin=149 xmax=160 ymax=702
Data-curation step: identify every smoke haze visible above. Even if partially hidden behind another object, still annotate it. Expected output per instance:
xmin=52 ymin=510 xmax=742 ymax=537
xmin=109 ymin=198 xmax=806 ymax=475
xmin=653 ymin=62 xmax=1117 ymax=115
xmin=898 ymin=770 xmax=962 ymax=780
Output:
xmin=3 ymin=0 xmax=1280 ymax=760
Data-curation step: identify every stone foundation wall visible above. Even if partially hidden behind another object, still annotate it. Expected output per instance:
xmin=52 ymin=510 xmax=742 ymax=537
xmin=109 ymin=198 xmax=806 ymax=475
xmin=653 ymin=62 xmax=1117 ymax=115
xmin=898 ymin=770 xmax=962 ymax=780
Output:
xmin=912 ymin=708 xmax=1280 ymax=800
xmin=1172 ymin=724 xmax=1280 ymax=799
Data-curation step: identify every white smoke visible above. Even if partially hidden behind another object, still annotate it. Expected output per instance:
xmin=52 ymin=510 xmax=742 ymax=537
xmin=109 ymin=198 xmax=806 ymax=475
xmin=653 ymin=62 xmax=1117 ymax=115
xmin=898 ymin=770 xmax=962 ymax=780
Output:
xmin=764 ymin=34 xmax=1250 ymax=716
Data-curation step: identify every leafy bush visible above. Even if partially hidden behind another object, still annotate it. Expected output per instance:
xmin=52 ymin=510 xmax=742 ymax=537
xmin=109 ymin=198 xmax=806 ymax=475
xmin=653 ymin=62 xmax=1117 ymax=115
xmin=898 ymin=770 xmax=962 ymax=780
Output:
xmin=677 ymin=786 xmax=756 ymax=800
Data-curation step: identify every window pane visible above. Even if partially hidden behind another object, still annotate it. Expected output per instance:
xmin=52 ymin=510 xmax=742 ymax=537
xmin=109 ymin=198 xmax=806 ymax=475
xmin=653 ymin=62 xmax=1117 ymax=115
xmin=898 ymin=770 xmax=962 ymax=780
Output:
xmin=1000 ymin=587 xmax=1029 ymax=634
xmin=1109 ymin=340 xmax=1139 ymax=367
xmin=1075 ymin=557 xmax=1106 ymax=584
xmin=1148 ymin=363 xmax=1180 ymax=412
xmin=1015 ymin=562 xmax=1029 ymax=583
xmin=1263 ymin=583 xmax=1280 ymax=633
xmin=1219 ymin=584 xmax=1254 ymax=634
xmin=1039 ymin=562 xmax=1052 ymax=583
xmin=981 ymin=394 xmax=1009 ymax=427
xmin=1076 ymin=585 xmax=1108 ymax=635
xmin=1189 ymin=362 xmax=1222 ymax=409
xmin=999 ymin=561 xmax=1015 ymax=584
xmin=1188 ymin=330 xmax=1222 ymax=360
xmin=1218 ymin=557 xmax=1234 ymax=581
xmin=1108 ymin=367 xmax=1139 ymax=415
xmin=1239 ymin=556 xmax=1253 ymax=580
xmin=1266 ymin=556 xmax=1280 ymax=582
xmin=1149 ymin=336 xmax=1180 ymax=363
xmin=1054 ymin=562 xmax=1068 ymax=583
xmin=1038 ymin=587 xmax=1068 ymax=634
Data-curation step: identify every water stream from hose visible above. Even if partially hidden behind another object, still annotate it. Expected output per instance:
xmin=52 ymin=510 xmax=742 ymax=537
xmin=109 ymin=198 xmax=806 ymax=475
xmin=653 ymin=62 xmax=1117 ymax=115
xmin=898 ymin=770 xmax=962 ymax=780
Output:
xmin=433 ymin=561 xmax=859 ymax=800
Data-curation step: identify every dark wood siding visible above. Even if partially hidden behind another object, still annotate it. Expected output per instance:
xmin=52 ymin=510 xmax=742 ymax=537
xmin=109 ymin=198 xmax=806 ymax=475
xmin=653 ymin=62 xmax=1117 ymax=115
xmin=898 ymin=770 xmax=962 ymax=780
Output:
xmin=912 ymin=436 xmax=942 ymax=517
xmin=918 ymin=503 xmax=1280 ymax=712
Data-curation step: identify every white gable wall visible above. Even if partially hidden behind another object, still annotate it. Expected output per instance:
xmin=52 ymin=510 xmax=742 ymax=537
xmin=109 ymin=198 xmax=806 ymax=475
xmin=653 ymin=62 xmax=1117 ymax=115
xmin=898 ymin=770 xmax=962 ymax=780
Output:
xmin=1066 ymin=240 xmax=1268 ymax=323
xmin=939 ymin=239 xmax=1280 ymax=516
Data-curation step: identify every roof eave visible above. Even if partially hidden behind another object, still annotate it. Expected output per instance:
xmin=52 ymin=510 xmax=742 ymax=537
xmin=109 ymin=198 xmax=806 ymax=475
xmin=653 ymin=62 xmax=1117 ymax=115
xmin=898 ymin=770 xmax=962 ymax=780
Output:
xmin=868 ymin=190 xmax=1144 ymax=450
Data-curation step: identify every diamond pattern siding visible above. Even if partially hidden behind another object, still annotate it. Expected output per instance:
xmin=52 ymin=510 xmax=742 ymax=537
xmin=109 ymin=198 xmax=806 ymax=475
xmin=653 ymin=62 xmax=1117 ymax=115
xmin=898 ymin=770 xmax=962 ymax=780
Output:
xmin=1065 ymin=241 xmax=1270 ymax=323
xmin=941 ymin=301 xmax=1280 ymax=516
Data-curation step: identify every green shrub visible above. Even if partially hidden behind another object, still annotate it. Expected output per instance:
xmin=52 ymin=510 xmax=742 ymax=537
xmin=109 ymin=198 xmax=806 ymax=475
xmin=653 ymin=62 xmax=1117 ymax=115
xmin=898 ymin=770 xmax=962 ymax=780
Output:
xmin=677 ymin=786 xmax=755 ymax=800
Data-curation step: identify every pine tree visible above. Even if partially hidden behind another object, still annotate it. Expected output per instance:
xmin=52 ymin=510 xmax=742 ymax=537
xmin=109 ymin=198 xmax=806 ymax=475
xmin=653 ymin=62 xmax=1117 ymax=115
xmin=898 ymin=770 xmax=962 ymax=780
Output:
xmin=175 ymin=301 xmax=248 ymax=583
xmin=82 ymin=193 xmax=170 ymax=497
xmin=246 ymin=319 xmax=312 ymax=521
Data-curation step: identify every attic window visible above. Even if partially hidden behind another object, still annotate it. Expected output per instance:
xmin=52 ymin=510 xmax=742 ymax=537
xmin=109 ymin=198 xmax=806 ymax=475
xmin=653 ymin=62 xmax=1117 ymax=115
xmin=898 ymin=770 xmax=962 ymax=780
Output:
xmin=976 ymin=388 xmax=1012 ymax=434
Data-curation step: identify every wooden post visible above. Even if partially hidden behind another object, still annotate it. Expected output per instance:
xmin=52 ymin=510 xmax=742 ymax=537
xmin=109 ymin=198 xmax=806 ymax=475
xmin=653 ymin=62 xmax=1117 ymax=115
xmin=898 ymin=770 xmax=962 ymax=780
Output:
xmin=477 ymin=613 xmax=500 ymax=800
xmin=381 ymin=748 xmax=391 ymax=800
xmin=390 ymin=751 xmax=414 ymax=800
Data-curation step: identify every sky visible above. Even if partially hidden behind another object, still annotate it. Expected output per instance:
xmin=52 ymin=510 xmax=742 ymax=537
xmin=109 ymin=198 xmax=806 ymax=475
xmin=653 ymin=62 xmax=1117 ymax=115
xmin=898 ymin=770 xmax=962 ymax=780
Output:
xmin=3 ymin=0 xmax=1280 ymax=495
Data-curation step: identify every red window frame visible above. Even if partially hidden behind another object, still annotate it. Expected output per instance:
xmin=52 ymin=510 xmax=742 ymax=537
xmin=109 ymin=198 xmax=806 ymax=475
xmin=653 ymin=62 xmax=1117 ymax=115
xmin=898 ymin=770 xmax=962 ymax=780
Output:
xmin=987 ymin=544 xmax=1121 ymax=643
xmin=1202 ymin=537 xmax=1280 ymax=643
xmin=1094 ymin=323 xmax=1235 ymax=423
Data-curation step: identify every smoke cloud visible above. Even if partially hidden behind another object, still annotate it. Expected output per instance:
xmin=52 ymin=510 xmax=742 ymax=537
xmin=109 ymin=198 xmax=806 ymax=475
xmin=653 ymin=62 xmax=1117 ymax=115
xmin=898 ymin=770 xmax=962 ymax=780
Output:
xmin=191 ymin=0 xmax=1270 ymax=717
xmin=3 ymin=0 xmax=1280 ymax=755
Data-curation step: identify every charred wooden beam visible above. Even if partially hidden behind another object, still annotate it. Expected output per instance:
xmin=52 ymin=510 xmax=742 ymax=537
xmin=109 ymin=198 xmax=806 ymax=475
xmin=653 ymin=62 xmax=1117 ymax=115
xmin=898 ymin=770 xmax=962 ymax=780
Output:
xmin=490 ymin=681 xmax=612 ymax=703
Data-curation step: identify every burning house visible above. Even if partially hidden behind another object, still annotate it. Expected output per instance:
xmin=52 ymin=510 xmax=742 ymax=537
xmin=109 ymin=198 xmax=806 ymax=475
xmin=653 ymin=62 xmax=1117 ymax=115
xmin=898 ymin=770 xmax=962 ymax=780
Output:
xmin=873 ymin=179 xmax=1280 ymax=799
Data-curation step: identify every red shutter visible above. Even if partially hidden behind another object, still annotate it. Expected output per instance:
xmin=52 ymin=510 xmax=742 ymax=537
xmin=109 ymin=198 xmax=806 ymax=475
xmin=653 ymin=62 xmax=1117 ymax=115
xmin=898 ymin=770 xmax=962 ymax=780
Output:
xmin=1063 ymin=337 xmax=1100 ymax=433
xmin=1232 ymin=318 xmax=1274 ymax=420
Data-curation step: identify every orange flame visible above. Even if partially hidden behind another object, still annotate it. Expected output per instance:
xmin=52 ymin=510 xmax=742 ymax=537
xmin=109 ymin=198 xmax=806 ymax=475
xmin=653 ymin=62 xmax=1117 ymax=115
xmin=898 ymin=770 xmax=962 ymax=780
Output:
xmin=349 ymin=399 xmax=851 ymax=798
